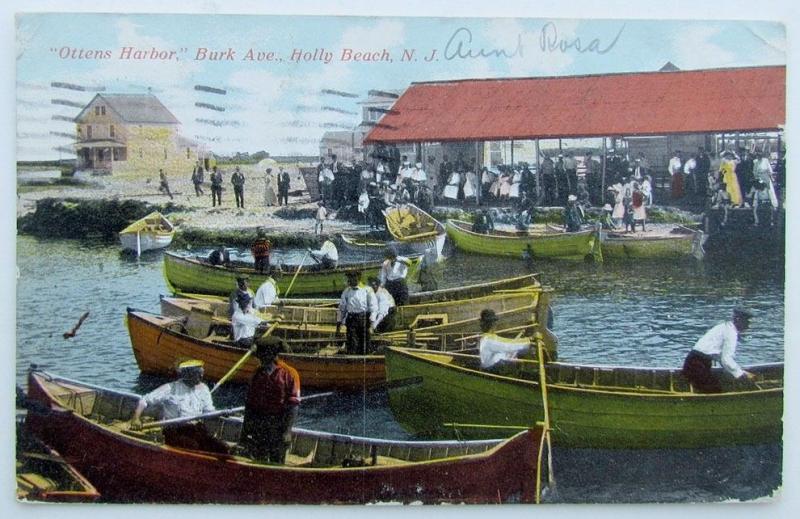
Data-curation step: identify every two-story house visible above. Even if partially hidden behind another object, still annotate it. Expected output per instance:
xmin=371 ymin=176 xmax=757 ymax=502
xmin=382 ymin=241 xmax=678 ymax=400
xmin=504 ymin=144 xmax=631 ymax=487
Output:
xmin=74 ymin=93 xmax=206 ymax=176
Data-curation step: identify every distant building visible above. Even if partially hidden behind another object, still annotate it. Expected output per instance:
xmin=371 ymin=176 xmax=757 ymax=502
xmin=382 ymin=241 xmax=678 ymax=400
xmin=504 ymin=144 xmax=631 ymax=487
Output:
xmin=318 ymin=89 xmax=414 ymax=164
xmin=74 ymin=93 xmax=207 ymax=175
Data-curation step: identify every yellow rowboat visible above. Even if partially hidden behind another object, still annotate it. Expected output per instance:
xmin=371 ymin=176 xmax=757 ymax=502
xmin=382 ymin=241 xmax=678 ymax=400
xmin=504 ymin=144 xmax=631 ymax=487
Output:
xmin=383 ymin=204 xmax=447 ymax=259
xmin=118 ymin=211 xmax=174 ymax=256
xmin=446 ymin=220 xmax=602 ymax=262
xmin=160 ymin=287 xmax=551 ymax=343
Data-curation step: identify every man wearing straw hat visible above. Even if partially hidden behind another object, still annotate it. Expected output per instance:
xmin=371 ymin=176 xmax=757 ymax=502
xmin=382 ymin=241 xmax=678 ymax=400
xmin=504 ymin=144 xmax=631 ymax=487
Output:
xmin=336 ymin=270 xmax=377 ymax=354
xmin=129 ymin=359 xmax=229 ymax=454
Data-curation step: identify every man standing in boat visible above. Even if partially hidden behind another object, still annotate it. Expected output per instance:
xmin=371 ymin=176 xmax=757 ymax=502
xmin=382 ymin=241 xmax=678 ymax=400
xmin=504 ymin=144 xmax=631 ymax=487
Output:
xmin=251 ymin=228 xmax=271 ymax=274
xmin=129 ymin=359 xmax=229 ymax=454
xmin=478 ymin=309 xmax=533 ymax=370
xmin=379 ymin=248 xmax=411 ymax=306
xmin=337 ymin=270 xmax=377 ymax=354
xmin=368 ymin=276 xmax=396 ymax=334
xmin=232 ymin=293 xmax=269 ymax=349
xmin=254 ymin=268 xmax=281 ymax=311
xmin=564 ymin=194 xmax=583 ymax=232
xmin=240 ymin=338 xmax=300 ymax=464
xmin=682 ymin=307 xmax=756 ymax=393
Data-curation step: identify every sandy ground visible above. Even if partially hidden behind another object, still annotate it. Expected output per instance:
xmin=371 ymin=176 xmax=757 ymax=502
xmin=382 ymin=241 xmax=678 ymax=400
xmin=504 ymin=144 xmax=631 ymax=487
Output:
xmin=17 ymin=165 xmax=366 ymax=235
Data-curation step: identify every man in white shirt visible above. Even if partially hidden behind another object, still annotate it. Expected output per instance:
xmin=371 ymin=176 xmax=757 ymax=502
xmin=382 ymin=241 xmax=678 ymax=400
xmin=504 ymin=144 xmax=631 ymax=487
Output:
xmin=129 ymin=359 xmax=229 ymax=454
xmin=379 ymin=248 xmax=411 ymax=305
xmin=682 ymin=308 xmax=755 ymax=393
xmin=232 ymin=293 xmax=268 ymax=348
xmin=478 ymin=309 xmax=532 ymax=370
xmin=368 ymin=277 xmax=396 ymax=333
xmin=336 ymin=271 xmax=377 ymax=354
xmin=309 ymin=237 xmax=339 ymax=269
xmin=253 ymin=269 xmax=280 ymax=311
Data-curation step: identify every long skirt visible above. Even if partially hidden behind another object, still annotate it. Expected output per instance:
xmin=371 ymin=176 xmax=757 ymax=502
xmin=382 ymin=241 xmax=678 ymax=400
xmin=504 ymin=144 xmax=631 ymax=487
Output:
xmin=671 ymin=173 xmax=684 ymax=199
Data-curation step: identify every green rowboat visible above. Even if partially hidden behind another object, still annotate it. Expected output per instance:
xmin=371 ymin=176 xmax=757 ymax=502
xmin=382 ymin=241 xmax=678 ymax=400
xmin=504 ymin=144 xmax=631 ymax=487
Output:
xmin=385 ymin=347 xmax=783 ymax=448
xmin=446 ymin=220 xmax=602 ymax=262
xmin=163 ymin=251 xmax=420 ymax=297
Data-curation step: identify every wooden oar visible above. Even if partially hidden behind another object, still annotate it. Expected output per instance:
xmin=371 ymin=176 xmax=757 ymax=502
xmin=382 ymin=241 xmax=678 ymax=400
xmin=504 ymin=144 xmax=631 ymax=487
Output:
xmin=210 ymin=319 xmax=281 ymax=394
xmin=285 ymin=251 xmax=311 ymax=297
xmin=534 ymin=331 xmax=556 ymax=503
xmin=141 ymin=391 xmax=335 ymax=430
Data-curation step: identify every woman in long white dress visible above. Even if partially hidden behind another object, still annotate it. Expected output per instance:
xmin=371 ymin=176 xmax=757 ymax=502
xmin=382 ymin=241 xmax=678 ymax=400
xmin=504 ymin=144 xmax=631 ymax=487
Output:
xmin=264 ymin=172 xmax=278 ymax=206
xmin=443 ymin=171 xmax=461 ymax=200
xmin=464 ymin=170 xmax=478 ymax=200
xmin=509 ymin=169 xmax=522 ymax=198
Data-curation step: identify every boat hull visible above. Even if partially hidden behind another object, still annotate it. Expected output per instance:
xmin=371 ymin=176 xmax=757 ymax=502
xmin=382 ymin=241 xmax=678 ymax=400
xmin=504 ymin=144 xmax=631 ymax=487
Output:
xmin=127 ymin=309 xmax=385 ymax=389
xmin=26 ymin=371 xmax=543 ymax=504
xmin=385 ymin=348 xmax=784 ymax=448
xmin=384 ymin=204 xmax=447 ymax=260
xmin=601 ymin=229 xmax=704 ymax=260
xmin=446 ymin=220 xmax=602 ymax=261
xmin=119 ymin=232 xmax=174 ymax=253
xmin=164 ymin=252 xmax=418 ymax=297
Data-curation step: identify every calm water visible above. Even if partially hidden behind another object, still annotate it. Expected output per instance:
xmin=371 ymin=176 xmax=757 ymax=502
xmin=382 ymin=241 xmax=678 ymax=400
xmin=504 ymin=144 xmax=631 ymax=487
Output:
xmin=15 ymin=235 xmax=784 ymax=503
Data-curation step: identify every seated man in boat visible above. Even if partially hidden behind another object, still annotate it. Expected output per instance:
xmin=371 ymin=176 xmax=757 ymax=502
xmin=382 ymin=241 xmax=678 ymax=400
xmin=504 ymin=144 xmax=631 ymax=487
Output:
xmin=478 ymin=309 xmax=532 ymax=372
xmin=416 ymin=248 xmax=441 ymax=292
xmin=251 ymin=228 xmax=271 ymax=274
xmin=337 ymin=270 xmax=378 ymax=355
xmin=379 ymin=248 xmax=411 ymax=306
xmin=239 ymin=338 xmax=300 ymax=464
xmin=368 ymin=277 xmax=396 ymax=334
xmin=228 ymin=275 xmax=254 ymax=319
xmin=232 ymin=293 xmax=270 ymax=349
xmin=208 ymin=245 xmax=230 ymax=266
xmin=253 ymin=268 xmax=282 ymax=311
xmin=682 ymin=307 xmax=756 ymax=393
xmin=472 ymin=210 xmax=494 ymax=234
xmin=129 ymin=359 xmax=229 ymax=454
xmin=308 ymin=237 xmax=339 ymax=269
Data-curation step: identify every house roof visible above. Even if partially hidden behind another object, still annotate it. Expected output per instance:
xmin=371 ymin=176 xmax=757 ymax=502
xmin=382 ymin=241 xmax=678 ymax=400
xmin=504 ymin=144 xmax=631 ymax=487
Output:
xmin=364 ymin=66 xmax=785 ymax=144
xmin=75 ymin=94 xmax=180 ymax=124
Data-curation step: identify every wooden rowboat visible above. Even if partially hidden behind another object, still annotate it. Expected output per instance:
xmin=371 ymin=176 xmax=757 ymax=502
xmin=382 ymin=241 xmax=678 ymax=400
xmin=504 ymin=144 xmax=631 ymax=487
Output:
xmin=446 ymin=219 xmax=602 ymax=262
xmin=119 ymin=211 xmax=174 ymax=255
xmin=163 ymin=251 xmax=421 ymax=297
xmin=383 ymin=204 xmax=447 ymax=259
xmin=384 ymin=347 xmax=783 ymax=449
xmin=128 ymin=302 xmax=557 ymax=389
xmin=160 ymin=285 xmax=551 ymax=338
xmin=600 ymin=226 xmax=705 ymax=261
xmin=127 ymin=309 xmax=386 ymax=389
xmin=16 ymin=421 xmax=100 ymax=503
xmin=167 ymin=272 xmax=544 ymax=306
xmin=25 ymin=370 xmax=545 ymax=504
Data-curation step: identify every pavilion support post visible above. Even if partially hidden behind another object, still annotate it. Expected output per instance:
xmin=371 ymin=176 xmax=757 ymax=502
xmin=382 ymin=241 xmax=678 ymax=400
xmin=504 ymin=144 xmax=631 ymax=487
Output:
xmin=559 ymin=138 xmax=563 ymax=153
xmin=601 ymin=138 xmax=607 ymax=197
xmin=535 ymin=139 xmax=542 ymax=199
xmin=510 ymin=139 xmax=515 ymax=166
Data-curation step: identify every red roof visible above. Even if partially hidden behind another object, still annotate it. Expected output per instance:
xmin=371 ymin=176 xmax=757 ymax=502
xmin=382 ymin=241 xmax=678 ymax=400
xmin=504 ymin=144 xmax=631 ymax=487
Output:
xmin=364 ymin=66 xmax=785 ymax=143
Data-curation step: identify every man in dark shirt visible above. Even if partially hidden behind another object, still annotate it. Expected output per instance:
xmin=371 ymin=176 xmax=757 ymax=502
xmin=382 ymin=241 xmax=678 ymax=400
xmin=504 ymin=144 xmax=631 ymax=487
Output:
xmin=231 ymin=166 xmax=246 ymax=208
xmin=211 ymin=166 xmax=223 ymax=207
xmin=251 ymin=228 xmax=271 ymax=274
xmin=191 ymin=163 xmax=205 ymax=196
xmin=208 ymin=246 xmax=230 ymax=266
xmin=239 ymin=338 xmax=300 ymax=463
xmin=277 ymin=167 xmax=291 ymax=206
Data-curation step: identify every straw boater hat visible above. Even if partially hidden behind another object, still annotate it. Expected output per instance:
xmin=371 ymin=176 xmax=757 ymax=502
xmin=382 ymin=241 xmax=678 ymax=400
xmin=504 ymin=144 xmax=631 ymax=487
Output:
xmin=178 ymin=359 xmax=204 ymax=370
xmin=567 ymin=194 xmax=577 ymax=202
xmin=602 ymin=204 xmax=613 ymax=211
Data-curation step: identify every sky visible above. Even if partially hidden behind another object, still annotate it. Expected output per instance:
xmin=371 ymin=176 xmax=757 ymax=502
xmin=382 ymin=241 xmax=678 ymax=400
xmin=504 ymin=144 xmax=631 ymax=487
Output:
xmin=15 ymin=13 xmax=786 ymax=161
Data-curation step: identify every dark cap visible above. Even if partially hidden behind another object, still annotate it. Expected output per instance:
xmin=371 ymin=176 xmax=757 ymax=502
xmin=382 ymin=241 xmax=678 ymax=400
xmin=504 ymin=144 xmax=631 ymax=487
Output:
xmin=255 ymin=336 xmax=286 ymax=358
xmin=346 ymin=270 xmax=362 ymax=280
xmin=236 ymin=291 xmax=252 ymax=308
xmin=236 ymin=274 xmax=250 ymax=282
xmin=733 ymin=307 xmax=753 ymax=320
xmin=480 ymin=309 xmax=499 ymax=324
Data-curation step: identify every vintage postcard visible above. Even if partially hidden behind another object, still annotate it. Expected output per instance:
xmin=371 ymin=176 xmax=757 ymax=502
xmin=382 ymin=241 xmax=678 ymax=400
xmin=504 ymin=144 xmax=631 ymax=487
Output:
xmin=12 ymin=0 xmax=792 ymax=510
